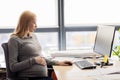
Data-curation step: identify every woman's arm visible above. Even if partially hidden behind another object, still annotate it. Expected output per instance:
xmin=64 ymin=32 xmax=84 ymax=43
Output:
xmin=8 ymin=38 xmax=36 ymax=72
xmin=45 ymin=58 xmax=73 ymax=66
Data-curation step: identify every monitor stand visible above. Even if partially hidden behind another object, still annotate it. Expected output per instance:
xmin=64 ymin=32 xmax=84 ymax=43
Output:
xmin=94 ymin=59 xmax=113 ymax=66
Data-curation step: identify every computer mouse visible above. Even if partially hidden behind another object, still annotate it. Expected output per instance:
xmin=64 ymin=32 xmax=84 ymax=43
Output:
xmin=65 ymin=61 xmax=73 ymax=65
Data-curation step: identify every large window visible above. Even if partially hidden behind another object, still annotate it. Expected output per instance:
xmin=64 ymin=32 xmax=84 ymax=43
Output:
xmin=35 ymin=33 xmax=58 ymax=54
xmin=0 ymin=0 xmax=119 ymax=53
xmin=64 ymin=0 xmax=120 ymax=26
xmin=0 ymin=33 xmax=10 ymax=63
xmin=0 ymin=33 xmax=10 ymax=55
xmin=0 ymin=0 xmax=58 ymax=28
xmin=66 ymin=32 xmax=96 ymax=50
xmin=113 ymin=31 xmax=120 ymax=48
xmin=0 ymin=33 xmax=58 ymax=58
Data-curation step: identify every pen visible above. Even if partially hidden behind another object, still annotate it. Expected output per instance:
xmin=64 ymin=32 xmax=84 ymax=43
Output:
xmin=108 ymin=72 xmax=120 ymax=75
xmin=100 ymin=62 xmax=104 ymax=68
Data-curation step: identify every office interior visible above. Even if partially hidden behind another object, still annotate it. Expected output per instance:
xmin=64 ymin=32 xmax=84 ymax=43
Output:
xmin=0 ymin=0 xmax=120 ymax=79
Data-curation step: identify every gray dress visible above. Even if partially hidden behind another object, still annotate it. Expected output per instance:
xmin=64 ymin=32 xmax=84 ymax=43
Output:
xmin=8 ymin=33 xmax=56 ymax=77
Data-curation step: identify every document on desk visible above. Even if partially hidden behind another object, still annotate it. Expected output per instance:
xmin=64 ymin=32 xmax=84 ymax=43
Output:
xmin=95 ymin=74 xmax=120 ymax=80
xmin=96 ymin=67 xmax=120 ymax=75
xmin=94 ymin=61 xmax=120 ymax=80
xmin=75 ymin=66 xmax=120 ymax=78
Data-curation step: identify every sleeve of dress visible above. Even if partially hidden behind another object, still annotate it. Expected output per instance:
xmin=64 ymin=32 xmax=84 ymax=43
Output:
xmin=8 ymin=38 xmax=36 ymax=72
xmin=45 ymin=58 xmax=58 ymax=65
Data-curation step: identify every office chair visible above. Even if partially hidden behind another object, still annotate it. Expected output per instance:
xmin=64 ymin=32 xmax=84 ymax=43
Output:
xmin=1 ymin=43 xmax=53 ymax=80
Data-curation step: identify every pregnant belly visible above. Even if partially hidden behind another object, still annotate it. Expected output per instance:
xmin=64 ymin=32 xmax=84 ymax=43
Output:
xmin=18 ymin=64 xmax=48 ymax=77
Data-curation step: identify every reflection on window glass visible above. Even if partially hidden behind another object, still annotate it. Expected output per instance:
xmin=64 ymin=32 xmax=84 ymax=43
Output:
xmin=0 ymin=0 xmax=58 ymax=28
xmin=35 ymin=33 xmax=58 ymax=55
xmin=66 ymin=32 xmax=96 ymax=50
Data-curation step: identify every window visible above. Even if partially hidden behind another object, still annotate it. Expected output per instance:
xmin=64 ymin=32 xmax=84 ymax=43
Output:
xmin=113 ymin=31 xmax=120 ymax=48
xmin=0 ymin=33 xmax=10 ymax=47
xmin=0 ymin=0 xmax=58 ymax=28
xmin=66 ymin=31 xmax=96 ymax=50
xmin=0 ymin=33 xmax=10 ymax=63
xmin=64 ymin=0 xmax=120 ymax=26
xmin=35 ymin=33 xmax=58 ymax=54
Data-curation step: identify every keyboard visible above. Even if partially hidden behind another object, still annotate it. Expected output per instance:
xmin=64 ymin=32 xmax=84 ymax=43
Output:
xmin=74 ymin=60 xmax=96 ymax=69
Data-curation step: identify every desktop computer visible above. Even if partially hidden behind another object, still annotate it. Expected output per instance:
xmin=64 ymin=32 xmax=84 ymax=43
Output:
xmin=52 ymin=25 xmax=115 ymax=69
xmin=93 ymin=25 xmax=115 ymax=66
xmin=93 ymin=25 xmax=115 ymax=57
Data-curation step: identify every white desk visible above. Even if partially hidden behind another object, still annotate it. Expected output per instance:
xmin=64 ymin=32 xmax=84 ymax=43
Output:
xmin=53 ymin=57 xmax=120 ymax=80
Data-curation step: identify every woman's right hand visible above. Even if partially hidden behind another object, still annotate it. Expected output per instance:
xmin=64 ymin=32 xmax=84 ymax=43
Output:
xmin=34 ymin=56 xmax=46 ymax=66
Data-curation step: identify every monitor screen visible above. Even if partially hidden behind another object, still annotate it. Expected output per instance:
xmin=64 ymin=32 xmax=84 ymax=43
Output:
xmin=93 ymin=25 xmax=115 ymax=57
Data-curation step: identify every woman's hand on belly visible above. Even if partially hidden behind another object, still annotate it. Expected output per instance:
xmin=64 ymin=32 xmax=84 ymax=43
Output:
xmin=34 ymin=56 xmax=46 ymax=66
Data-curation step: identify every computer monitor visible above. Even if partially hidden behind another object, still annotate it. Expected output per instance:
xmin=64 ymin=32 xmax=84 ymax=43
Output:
xmin=93 ymin=25 xmax=115 ymax=57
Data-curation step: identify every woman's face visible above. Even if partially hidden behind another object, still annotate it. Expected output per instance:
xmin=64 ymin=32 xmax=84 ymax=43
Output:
xmin=28 ymin=20 xmax=36 ymax=32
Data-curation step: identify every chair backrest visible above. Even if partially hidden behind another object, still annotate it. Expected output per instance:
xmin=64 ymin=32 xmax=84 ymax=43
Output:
xmin=1 ymin=43 xmax=17 ymax=79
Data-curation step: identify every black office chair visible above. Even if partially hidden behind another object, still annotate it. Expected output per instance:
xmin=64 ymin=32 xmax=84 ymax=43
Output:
xmin=2 ymin=43 xmax=18 ymax=80
xmin=1 ymin=43 xmax=52 ymax=80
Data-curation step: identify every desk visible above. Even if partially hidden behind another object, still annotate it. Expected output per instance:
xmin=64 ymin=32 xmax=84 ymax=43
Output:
xmin=53 ymin=57 xmax=120 ymax=80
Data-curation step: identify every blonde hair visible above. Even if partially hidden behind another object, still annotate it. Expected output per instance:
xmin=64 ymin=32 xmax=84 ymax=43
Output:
xmin=12 ymin=11 xmax=36 ymax=38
